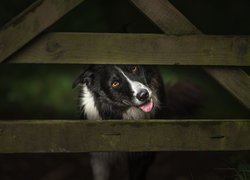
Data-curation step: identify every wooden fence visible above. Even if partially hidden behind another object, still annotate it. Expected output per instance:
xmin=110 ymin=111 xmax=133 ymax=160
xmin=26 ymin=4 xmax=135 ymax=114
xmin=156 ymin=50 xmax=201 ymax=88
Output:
xmin=0 ymin=0 xmax=249 ymax=153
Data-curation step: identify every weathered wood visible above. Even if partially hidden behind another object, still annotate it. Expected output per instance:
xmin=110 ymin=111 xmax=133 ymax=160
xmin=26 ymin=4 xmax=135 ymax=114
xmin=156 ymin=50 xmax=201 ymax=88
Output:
xmin=130 ymin=0 xmax=199 ymax=35
xmin=205 ymin=68 xmax=250 ymax=109
xmin=0 ymin=120 xmax=250 ymax=153
xmin=130 ymin=0 xmax=250 ymax=109
xmin=5 ymin=33 xmax=250 ymax=66
xmin=0 ymin=0 xmax=85 ymax=63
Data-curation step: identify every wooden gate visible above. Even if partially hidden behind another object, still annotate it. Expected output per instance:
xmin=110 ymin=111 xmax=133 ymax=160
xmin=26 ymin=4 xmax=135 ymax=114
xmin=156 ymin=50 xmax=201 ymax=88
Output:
xmin=0 ymin=0 xmax=249 ymax=153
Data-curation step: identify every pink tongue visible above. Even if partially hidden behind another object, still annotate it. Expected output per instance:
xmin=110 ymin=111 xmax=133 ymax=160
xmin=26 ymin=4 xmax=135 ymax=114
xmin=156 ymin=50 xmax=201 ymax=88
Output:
xmin=139 ymin=99 xmax=154 ymax=113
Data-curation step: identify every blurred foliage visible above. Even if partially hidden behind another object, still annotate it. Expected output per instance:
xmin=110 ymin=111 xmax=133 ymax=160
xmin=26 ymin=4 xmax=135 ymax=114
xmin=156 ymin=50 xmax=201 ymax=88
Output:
xmin=160 ymin=67 xmax=250 ymax=119
xmin=0 ymin=64 xmax=81 ymax=119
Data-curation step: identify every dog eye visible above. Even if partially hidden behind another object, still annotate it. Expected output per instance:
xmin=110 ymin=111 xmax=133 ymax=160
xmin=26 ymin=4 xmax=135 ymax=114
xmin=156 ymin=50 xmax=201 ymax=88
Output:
xmin=111 ymin=81 xmax=120 ymax=88
xmin=131 ymin=65 xmax=138 ymax=73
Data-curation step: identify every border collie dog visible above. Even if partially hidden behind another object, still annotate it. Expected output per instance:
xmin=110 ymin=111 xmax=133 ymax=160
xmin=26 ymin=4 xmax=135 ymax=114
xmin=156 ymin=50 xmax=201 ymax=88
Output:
xmin=73 ymin=65 xmax=165 ymax=180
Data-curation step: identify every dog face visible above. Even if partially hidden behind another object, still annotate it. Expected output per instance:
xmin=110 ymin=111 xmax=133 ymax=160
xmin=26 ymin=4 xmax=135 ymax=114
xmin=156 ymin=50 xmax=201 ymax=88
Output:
xmin=73 ymin=65 xmax=158 ymax=113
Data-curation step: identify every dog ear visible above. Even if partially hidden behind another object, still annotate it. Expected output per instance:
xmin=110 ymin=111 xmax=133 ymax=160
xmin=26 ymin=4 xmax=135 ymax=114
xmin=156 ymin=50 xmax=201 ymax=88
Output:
xmin=72 ymin=65 xmax=94 ymax=88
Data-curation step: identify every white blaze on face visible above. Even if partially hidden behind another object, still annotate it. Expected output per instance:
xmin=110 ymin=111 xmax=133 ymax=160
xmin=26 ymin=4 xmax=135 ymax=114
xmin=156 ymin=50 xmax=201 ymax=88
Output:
xmin=115 ymin=67 xmax=152 ymax=101
xmin=116 ymin=67 xmax=155 ymax=113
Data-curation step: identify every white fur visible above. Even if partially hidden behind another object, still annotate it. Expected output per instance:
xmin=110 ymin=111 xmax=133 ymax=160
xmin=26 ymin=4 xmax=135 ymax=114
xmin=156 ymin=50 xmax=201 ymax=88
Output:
xmin=81 ymin=86 xmax=123 ymax=180
xmin=116 ymin=67 xmax=152 ymax=105
xmin=80 ymin=85 xmax=101 ymax=120
xmin=80 ymin=71 xmax=159 ymax=180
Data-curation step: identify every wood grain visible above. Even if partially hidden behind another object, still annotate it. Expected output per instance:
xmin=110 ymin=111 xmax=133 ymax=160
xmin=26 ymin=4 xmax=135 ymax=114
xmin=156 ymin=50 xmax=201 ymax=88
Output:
xmin=6 ymin=33 xmax=250 ymax=66
xmin=130 ymin=0 xmax=198 ymax=35
xmin=204 ymin=68 xmax=250 ymax=109
xmin=0 ymin=119 xmax=249 ymax=153
xmin=0 ymin=0 xmax=85 ymax=63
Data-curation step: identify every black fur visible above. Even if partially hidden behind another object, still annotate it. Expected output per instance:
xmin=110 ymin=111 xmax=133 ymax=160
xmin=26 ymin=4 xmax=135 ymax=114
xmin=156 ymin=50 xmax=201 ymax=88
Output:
xmin=165 ymin=80 xmax=203 ymax=117
xmin=73 ymin=65 xmax=164 ymax=180
xmin=74 ymin=65 xmax=165 ymax=120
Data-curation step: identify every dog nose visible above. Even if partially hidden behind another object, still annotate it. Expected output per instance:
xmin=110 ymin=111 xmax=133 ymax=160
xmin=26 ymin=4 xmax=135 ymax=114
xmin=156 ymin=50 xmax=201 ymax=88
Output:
xmin=136 ymin=89 xmax=149 ymax=102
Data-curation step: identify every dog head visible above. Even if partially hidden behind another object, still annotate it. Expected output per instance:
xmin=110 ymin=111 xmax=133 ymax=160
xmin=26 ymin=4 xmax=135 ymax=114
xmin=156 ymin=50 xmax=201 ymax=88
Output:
xmin=73 ymin=65 xmax=160 ymax=113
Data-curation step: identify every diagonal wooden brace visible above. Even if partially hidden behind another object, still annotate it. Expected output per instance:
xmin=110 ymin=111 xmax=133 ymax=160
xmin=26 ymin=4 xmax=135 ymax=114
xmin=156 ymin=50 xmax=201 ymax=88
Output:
xmin=0 ymin=0 xmax=85 ymax=63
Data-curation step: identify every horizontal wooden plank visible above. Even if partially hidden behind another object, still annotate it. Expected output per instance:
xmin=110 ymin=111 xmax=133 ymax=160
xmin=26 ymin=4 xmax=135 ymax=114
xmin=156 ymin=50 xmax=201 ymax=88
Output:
xmin=205 ymin=68 xmax=250 ymax=109
xmin=5 ymin=33 xmax=250 ymax=65
xmin=0 ymin=0 xmax=85 ymax=63
xmin=0 ymin=119 xmax=250 ymax=153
